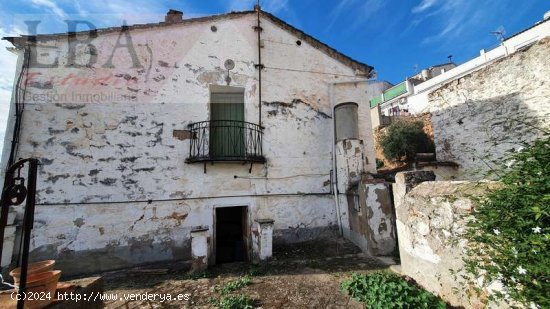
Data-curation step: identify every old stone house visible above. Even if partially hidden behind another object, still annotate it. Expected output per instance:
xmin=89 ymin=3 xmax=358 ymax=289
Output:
xmin=1 ymin=9 xmax=394 ymax=275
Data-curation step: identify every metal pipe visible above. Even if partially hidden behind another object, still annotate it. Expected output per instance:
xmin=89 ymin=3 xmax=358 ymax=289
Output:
xmin=256 ymin=2 xmax=263 ymax=128
xmin=328 ymin=83 xmax=343 ymax=236
xmin=35 ymin=192 xmax=333 ymax=206
xmin=17 ymin=159 xmax=38 ymax=309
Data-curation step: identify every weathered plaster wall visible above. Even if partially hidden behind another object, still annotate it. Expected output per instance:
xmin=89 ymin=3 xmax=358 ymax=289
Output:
xmin=333 ymin=82 xmax=378 ymax=172
xmin=395 ymin=175 xmax=503 ymax=308
xmin=429 ymin=38 xmax=550 ymax=179
xmin=30 ymin=195 xmax=336 ymax=275
xmin=2 ymin=14 xmax=376 ymax=273
xmin=335 ymin=139 xmax=363 ymax=240
xmin=347 ymin=181 xmax=396 ymax=256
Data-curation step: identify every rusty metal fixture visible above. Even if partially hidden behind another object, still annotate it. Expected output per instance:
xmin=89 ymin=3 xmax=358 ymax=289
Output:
xmin=0 ymin=158 xmax=39 ymax=309
xmin=224 ymin=59 xmax=235 ymax=85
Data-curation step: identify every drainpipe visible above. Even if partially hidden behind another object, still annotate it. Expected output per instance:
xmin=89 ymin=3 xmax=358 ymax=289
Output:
xmin=255 ymin=4 xmax=263 ymax=128
xmin=328 ymin=83 xmax=341 ymax=236
xmin=329 ymin=78 xmax=372 ymax=237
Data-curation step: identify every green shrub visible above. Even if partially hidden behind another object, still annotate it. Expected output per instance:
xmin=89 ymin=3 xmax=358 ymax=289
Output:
xmin=341 ymin=272 xmax=446 ymax=308
xmin=211 ymin=275 xmax=255 ymax=308
xmin=379 ymin=120 xmax=434 ymax=163
xmin=463 ymin=137 xmax=549 ymax=308
xmin=210 ymin=294 xmax=254 ymax=309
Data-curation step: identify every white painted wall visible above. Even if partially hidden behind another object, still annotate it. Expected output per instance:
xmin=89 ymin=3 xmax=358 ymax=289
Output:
xmin=2 ymin=13 xmax=376 ymax=274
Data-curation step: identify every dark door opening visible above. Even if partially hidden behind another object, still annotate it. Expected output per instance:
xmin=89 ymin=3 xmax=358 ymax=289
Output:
xmin=215 ymin=206 xmax=248 ymax=263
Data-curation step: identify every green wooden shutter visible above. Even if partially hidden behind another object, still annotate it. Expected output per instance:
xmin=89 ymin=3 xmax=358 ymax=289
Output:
xmin=210 ymin=92 xmax=245 ymax=158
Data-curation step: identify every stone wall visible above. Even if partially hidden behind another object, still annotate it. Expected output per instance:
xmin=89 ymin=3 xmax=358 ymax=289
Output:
xmin=394 ymin=172 xmax=502 ymax=308
xmin=428 ymin=38 xmax=550 ymax=179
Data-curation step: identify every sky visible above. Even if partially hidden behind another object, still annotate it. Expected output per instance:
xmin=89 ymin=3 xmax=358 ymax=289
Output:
xmin=0 ymin=0 xmax=548 ymax=156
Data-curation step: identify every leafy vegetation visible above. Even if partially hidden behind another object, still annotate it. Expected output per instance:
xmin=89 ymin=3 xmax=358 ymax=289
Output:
xmin=378 ymin=120 xmax=434 ymax=163
xmin=187 ymin=269 xmax=210 ymax=280
xmin=210 ymin=275 xmax=255 ymax=308
xmin=463 ymin=137 xmax=549 ymax=308
xmin=210 ymin=294 xmax=254 ymax=309
xmin=214 ymin=275 xmax=252 ymax=295
xmin=341 ymin=272 xmax=446 ymax=308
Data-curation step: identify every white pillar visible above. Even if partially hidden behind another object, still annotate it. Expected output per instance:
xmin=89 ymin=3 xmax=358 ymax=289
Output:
xmin=255 ymin=219 xmax=274 ymax=261
xmin=190 ymin=226 xmax=209 ymax=272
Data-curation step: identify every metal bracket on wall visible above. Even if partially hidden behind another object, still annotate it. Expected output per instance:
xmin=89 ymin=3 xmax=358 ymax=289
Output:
xmin=253 ymin=26 xmax=263 ymax=32
xmin=254 ymin=64 xmax=264 ymax=70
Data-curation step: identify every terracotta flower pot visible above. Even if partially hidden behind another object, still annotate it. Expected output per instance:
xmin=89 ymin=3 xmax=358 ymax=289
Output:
xmin=20 ymin=270 xmax=62 ymax=309
xmin=0 ymin=289 xmax=17 ymax=309
xmin=9 ymin=260 xmax=55 ymax=286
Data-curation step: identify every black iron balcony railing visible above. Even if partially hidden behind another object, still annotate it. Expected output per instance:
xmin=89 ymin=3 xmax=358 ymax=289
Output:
xmin=185 ymin=120 xmax=265 ymax=163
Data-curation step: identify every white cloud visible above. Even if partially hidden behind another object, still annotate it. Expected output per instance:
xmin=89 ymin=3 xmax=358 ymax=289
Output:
xmin=411 ymin=0 xmax=501 ymax=46
xmin=73 ymin=0 xmax=207 ymax=29
xmin=350 ymin=0 xmax=386 ymax=29
xmin=326 ymin=0 xmax=355 ymax=31
xmin=30 ymin=0 xmax=69 ymax=19
xmin=412 ymin=0 xmax=439 ymax=14
xmin=263 ymin=0 xmax=289 ymax=14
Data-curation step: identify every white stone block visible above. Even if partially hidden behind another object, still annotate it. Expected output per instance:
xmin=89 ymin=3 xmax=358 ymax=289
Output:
xmin=255 ymin=219 xmax=274 ymax=261
xmin=190 ymin=226 xmax=209 ymax=272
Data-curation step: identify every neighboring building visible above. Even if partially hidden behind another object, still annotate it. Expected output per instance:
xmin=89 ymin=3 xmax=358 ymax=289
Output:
xmin=430 ymin=37 xmax=550 ymax=180
xmin=370 ymin=12 xmax=550 ymax=128
xmin=1 ymin=9 xmax=394 ymax=274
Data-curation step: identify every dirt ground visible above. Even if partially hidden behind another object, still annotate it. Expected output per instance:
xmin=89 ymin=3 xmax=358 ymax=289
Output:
xmin=102 ymin=239 xmax=392 ymax=308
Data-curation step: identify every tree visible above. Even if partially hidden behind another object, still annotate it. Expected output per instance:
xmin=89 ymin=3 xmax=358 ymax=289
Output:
xmin=378 ymin=120 xmax=434 ymax=163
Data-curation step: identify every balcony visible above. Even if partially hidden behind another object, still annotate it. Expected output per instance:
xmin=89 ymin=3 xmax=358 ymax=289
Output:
xmin=185 ymin=120 xmax=265 ymax=164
